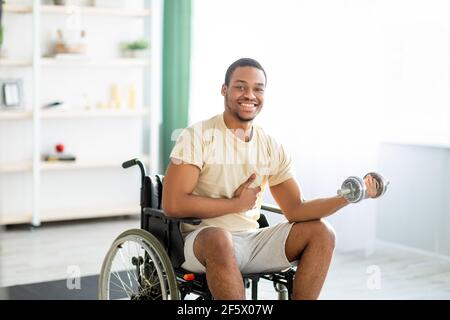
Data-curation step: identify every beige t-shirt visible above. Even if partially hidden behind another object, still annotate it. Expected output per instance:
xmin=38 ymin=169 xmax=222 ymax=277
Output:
xmin=169 ymin=113 xmax=295 ymax=233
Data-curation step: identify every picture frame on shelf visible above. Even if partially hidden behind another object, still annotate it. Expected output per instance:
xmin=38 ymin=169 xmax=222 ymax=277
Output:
xmin=1 ymin=79 xmax=24 ymax=109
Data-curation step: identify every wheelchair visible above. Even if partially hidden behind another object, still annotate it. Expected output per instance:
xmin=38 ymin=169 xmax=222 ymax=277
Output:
xmin=98 ymin=158 xmax=296 ymax=300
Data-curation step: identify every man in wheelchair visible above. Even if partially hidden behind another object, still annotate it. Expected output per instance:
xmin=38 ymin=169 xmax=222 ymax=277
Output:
xmin=161 ymin=58 xmax=380 ymax=300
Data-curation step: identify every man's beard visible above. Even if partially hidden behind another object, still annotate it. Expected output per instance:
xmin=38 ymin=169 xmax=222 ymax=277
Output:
xmin=226 ymin=100 xmax=258 ymax=122
xmin=235 ymin=111 xmax=255 ymax=122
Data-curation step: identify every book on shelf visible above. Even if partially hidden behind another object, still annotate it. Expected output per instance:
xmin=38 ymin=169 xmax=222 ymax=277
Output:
xmin=43 ymin=154 xmax=77 ymax=162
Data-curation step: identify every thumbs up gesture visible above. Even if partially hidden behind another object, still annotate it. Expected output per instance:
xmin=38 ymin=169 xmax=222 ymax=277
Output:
xmin=233 ymin=174 xmax=261 ymax=212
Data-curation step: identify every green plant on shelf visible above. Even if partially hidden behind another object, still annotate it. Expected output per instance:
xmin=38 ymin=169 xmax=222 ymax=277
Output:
xmin=125 ymin=40 xmax=149 ymax=51
xmin=121 ymin=39 xmax=149 ymax=58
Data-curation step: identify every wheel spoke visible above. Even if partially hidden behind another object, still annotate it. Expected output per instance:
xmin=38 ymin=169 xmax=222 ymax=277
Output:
xmin=114 ymin=241 xmax=142 ymax=288
xmin=147 ymin=247 xmax=168 ymax=299
xmin=111 ymin=270 xmax=134 ymax=294
xmin=125 ymin=242 xmax=142 ymax=286
xmin=118 ymin=246 xmax=136 ymax=290
xmin=100 ymin=231 xmax=178 ymax=300
xmin=110 ymin=278 xmax=132 ymax=299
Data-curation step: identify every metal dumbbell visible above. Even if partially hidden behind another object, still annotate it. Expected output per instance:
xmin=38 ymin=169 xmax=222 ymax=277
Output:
xmin=337 ymin=172 xmax=389 ymax=203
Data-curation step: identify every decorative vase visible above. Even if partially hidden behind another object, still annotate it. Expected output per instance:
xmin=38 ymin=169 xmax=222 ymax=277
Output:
xmin=128 ymin=50 xmax=146 ymax=58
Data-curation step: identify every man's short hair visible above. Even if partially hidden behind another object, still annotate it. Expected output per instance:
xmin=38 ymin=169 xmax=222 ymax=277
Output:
xmin=224 ymin=58 xmax=267 ymax=86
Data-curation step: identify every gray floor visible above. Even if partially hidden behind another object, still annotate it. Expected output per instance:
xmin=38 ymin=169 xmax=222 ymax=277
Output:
xmin=1 ymin=216 xmax=450 ymax=300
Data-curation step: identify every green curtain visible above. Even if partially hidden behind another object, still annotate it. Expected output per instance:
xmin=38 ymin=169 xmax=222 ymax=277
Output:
xmin=161 ymin=0 xmax=192 ymax=172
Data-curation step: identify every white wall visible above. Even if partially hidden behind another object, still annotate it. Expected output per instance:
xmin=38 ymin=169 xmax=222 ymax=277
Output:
xmin=190 ymin=0 xmax=450 ymax=253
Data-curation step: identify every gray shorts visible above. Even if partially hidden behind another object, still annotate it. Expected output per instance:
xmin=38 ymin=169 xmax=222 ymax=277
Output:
xmin=181 ymin=222 xmax=296 ymax=274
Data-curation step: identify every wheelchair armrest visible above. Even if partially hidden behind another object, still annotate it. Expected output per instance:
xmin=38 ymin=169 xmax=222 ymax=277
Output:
xmin=261 ymin=203 xmax=283 ymax=215
xmin=143 ymin=207 xmax=202 ymax=225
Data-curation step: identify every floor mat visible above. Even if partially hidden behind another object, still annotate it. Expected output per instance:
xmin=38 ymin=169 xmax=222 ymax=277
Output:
xmin=4 ymin=274 xmax=100 ymax=300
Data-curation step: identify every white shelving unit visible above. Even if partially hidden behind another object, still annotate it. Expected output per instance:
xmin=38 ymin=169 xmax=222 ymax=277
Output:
xmin=40 ymin=155 xmax=149 ymax=171
xmin=0 ymin=0 xmax=162 ymax=226
xmin=0 ymin=110 xmax=33 ymax=119
xmin=40 ymin=57 xmax=150 ymax=67
xmin=0 ymin=161 xmax=33 ymax=173
xmin=40 ymin=108 xmax=150 ymax=119
xmin=0 ymin=59 xmax=33 ymax=67
xmin=40 ymin=4 xmax=150 ymax=17
xmin=3 ymin=3 xmax=33 ymax=13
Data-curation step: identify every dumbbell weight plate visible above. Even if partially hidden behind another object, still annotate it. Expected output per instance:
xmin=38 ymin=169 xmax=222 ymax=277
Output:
xmin=363 ymin=172 xmax=389 ymax=198
xmin=339 ymin=176 xmax=366 ymax=203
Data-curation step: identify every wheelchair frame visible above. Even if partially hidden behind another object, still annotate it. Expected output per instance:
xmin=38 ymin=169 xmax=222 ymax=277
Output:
xmin=100 ymin=158 xmax=296 ymax=300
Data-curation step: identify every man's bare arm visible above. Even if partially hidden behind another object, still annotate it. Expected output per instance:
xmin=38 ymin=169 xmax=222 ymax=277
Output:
xmin=162 ymin=160 xmax=260 ymax=218
xmin=270 ymin=178 xmax=349 ymax=223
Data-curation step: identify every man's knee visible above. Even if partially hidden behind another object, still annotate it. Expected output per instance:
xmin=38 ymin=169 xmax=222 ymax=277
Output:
xmin=291 ymin=219 xmax=336 ymax=249
xmin=309 ymin=219 xmax=336 ymax=250
xmin=193 ymin=227 xmax=235 ymax=266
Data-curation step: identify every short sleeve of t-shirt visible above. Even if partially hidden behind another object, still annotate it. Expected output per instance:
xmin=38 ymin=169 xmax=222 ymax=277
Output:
xmin=169 ymin=127 xmax=203 ymax=170
xmin=268 ymin=142 xmax=295 ymax=187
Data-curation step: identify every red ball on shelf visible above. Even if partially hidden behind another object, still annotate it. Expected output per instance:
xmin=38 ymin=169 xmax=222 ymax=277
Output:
xmin=55 ymin=143 xmax=65 ymax=153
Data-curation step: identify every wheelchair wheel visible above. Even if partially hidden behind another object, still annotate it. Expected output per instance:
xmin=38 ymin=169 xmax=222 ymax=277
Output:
xmin=98 ymin=228 xmax=180 ymax=300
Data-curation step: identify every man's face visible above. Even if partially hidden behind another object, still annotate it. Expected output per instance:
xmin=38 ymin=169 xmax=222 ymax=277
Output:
xmin=222 ymin=66 xmax=266 ymax=122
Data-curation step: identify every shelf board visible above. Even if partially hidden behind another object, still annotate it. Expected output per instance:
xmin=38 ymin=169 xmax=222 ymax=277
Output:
xmin=40 ymin=156 xmax=149 ymax=171
xmin=0 ymin=110 xmax=33 ymax=120
xmin=0 ymin=207 xmax=137 ymax=225
xmin=0 ymin=59 xmax=33 ymax=67
xmin=41 ymin=205 xmax=140 ymax=222
xmin=40 ymin=57 xmax=149 ymax=67
xmin=0 ymin=213 xmax=33 ymax=225
xmin=40 ymin=108 xmax=150 ymax=119
xmin=3 ymin=4 xmax=33 ymax=14
xmin=40 ymin=5 xmax=150 ymax=17
xmin=0 ymin=161 xmax=33 ymax=173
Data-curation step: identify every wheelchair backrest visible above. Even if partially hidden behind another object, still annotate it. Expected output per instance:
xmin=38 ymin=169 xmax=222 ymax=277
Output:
xmin=142 ymin=174 xmax=165 ymax=209
xmin=142 ymin=175 xmax=168 ymax=252
xmin=142 ymin=174 xmax=187 ymax=268
xmin=154 ymin=174 xmax=164 ymax=208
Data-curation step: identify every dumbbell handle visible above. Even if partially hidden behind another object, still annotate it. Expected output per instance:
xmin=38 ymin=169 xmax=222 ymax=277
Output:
xmin=337 ymin=189 xmax=353 ymax=196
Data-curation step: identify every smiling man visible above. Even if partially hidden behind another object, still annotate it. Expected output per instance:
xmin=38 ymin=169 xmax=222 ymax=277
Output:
xmin=162 ymin=58 xmax=379 ymax=300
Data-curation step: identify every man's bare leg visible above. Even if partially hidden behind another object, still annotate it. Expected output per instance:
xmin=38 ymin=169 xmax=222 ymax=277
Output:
xmin=285 ymin=219 xmax=336 ymax=300
xmin=193 ymin=227 xmax=245 ymax=299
